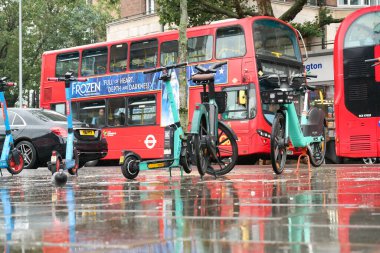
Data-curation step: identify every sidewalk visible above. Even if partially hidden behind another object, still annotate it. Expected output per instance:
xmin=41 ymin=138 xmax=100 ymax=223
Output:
xmin=0 ymin=164 xmax=380 ymax=252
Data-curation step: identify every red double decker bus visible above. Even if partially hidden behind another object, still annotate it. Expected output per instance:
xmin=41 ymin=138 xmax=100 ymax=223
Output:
xmin=40 ymin=16 xmax=305 ymax=161
xmin=334 ymin=6 xmax=380 ymax=161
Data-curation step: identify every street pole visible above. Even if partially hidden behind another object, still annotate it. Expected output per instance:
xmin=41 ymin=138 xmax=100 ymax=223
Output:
xmin=19 ymin=0 xmax=22 ymax=108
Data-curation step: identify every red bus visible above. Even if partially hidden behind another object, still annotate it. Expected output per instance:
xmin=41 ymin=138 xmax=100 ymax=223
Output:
xmin=40 ymin=16 xmax=305 ymax=162
xmin=334 ymin=6 xmax=380 ymax=161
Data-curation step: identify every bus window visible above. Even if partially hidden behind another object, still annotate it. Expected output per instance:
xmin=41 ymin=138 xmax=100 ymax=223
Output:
xmin=248 ymin=84 xmax=257 ymax=118
xmin=110 ymin=43 xmax=128 ymax=73
xmin=108 ymin=97 xmax=126 ymax=127
xmin=81 ymin=47 xmax=108 ymax=77
xmin=222 ymin=87 xmax=248 ymax=120
xmin=216 ymin=26 xmax=246 ymax=59
xmin=188 ymin=35 xmax=213 ymax=63
xmin=130 ymin=39 xmax=158 ymax=70
xmin=51 ymin=103 xmax=65 ymax=115
xmin=253 ymin=20 xmax=301 ymax=62
xmin=56 ymin=52 xmax=79 ymax=77
xmin=127 ymin=95 xmax=156 ymax=125
xmin=78 ymin=100 xmax=106 ymax=127
xmin=344 ymin=13 xmax=380 ymax=48
xmin=160 ymin=40 xmax=178 ymax=65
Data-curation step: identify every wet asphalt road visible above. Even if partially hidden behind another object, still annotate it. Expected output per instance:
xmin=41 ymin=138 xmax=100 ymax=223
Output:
xmin=0 ymin=164 xmax=380 ymax=252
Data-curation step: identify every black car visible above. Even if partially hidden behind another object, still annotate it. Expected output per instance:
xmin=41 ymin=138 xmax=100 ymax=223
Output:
xmin=0 ymin=108 xmax=108 ymax=169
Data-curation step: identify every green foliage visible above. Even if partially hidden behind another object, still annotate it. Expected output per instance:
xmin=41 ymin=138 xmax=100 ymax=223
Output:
xmin=0 ymin=0 xmax=116 ymax=106
xmin=291 ymin=7 xmax=343 ymax=39
xmin=291 ymin=21 xmax=323 ymax=38
xmin=156 ymin=0 xmax=256 ymax=27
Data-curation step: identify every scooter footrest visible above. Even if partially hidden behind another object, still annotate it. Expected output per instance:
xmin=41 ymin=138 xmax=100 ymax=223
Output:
xmin=146 ymin=159 xmax=174 ymax=169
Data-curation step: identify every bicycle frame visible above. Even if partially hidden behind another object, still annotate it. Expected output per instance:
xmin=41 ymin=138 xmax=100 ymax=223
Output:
xmin=282 ymin=102 xmax=324 ymax=148
xmin=190 ymin=81 xmax=218 ymax=141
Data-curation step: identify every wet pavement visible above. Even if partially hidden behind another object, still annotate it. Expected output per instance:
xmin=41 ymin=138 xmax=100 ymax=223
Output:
xmin=1 ymin=164 xmax=380 ymax=252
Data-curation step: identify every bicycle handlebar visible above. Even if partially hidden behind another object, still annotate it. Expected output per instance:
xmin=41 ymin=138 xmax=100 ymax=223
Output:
xmin=365 ymin=57 xmax=380 ymax=63
xmin=143 ymin=62 xmax=187 ymax=74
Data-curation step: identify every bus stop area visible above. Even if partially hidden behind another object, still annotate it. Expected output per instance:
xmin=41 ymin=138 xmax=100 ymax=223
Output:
xmin=1 ymin=164 xmax=380 ymax=252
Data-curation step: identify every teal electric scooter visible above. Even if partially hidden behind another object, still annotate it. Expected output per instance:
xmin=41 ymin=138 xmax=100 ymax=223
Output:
xmin=0 ymin=77 xmax=24 ymax=175
xmin=120 ymin=63 xmax=192 ymax=179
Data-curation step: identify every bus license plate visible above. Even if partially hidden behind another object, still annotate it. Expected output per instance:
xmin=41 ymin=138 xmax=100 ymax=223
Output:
xmin=119 ymin=156 xmax=124 ymax=165
xmin=80 ymin=130 xmax=95 ymax=136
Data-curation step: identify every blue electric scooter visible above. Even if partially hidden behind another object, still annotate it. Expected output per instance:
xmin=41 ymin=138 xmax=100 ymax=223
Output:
xmin=0 ymin=77 xmax=24 ymax=175
xmin=47 ymin=71 xmax=87 ymax=187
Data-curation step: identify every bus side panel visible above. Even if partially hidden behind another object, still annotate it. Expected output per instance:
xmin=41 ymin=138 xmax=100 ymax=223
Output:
xmin=102 ymin=126 xmax=165 ymax=160
xmin=40 ymin=53 xmax=66 ymax=108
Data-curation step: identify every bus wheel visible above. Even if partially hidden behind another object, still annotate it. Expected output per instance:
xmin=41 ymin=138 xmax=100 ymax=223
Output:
xmin=362 ymin=157 xmax=377 ymax=164
xmin=121 ymin=155 xmax=139 ymax=179
xmin=271 ymin=112 xmax=287 ymax=174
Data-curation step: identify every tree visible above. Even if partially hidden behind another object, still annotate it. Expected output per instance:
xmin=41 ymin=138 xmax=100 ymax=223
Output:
xmin=178 ymin=0 xmax=188 ymax=127
xmin=0 ymin=0 xmax=117 ymax=106
xmin=156 ymin=0 xmax=342 ymax=37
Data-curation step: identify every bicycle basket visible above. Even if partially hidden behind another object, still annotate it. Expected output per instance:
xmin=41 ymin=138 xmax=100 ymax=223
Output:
xmin=200 ymin=91 xmax=227 ymax=113
xmin=261 ymin=90 xmax=298 ymax=104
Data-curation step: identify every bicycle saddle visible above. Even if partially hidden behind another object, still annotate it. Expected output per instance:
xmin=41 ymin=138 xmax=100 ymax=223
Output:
xmin=191 ymin=73 xmax=214 ymax=82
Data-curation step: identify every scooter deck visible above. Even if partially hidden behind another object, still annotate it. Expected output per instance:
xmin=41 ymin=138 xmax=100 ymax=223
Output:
xmin=141 ymin=158 xmax=175 ymax=170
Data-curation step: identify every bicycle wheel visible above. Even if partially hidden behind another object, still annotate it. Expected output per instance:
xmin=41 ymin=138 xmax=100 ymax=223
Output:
xmin=271 ymin=112 xmax=287 ymax=174
xmin=194 ymin=124 xmax=210 ymax=176
xmin=308 ymin=125 xmax=326 ymax=167
xmin=206 ymin=122 xmax=238 ymax=176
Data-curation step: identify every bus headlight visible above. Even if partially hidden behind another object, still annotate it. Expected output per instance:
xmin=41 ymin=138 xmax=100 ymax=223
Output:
xmin=257 ymin=129 xmax=271 ymax=139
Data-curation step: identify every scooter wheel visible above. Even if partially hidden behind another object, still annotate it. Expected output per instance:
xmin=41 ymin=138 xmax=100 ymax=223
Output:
xmin=7 ymin=150 xmax=24 ymax=175
xmin=52 ymin=170 xmax=68 ymax=187
xmin=121 ymin=156 xmax=139 ymax=180
xmin=68 ymin=149 xmax=80 ymax=176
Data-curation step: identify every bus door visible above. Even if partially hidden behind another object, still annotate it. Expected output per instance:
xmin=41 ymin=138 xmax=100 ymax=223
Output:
xmin=335 ymin=8 xmax=380 ymax=157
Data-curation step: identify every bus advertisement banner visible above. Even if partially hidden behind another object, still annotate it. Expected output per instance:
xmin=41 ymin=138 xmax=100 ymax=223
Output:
xmin=70 ymin=71 xmax=162 ymax=99
xmin=187 ymin=63 xmax=228 ymax=86
xmin=69 ymin=63 xmax=228 ymax=99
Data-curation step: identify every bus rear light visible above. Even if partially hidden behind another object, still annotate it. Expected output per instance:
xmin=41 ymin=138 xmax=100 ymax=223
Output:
xmin=51 ymin=127 xmax=68 ymax=138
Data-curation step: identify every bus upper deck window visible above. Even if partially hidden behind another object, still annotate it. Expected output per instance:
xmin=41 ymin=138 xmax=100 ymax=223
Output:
xmin=160 ymin=40 xmax=179 ymax=66
xmin=130 ymin=39 xmax=158 ymax=70
xmin=81 ymin=47 xmax=108 ymax=77
xmin=56 ymin=52 xmax=79 ymax=77
xmin=216 ymin=26 xmax=246 ymax=59
xmin=110 ymin=43 xmax=128 ymax=73
xmin=187 ymin=36 xmax=213 ymax=63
